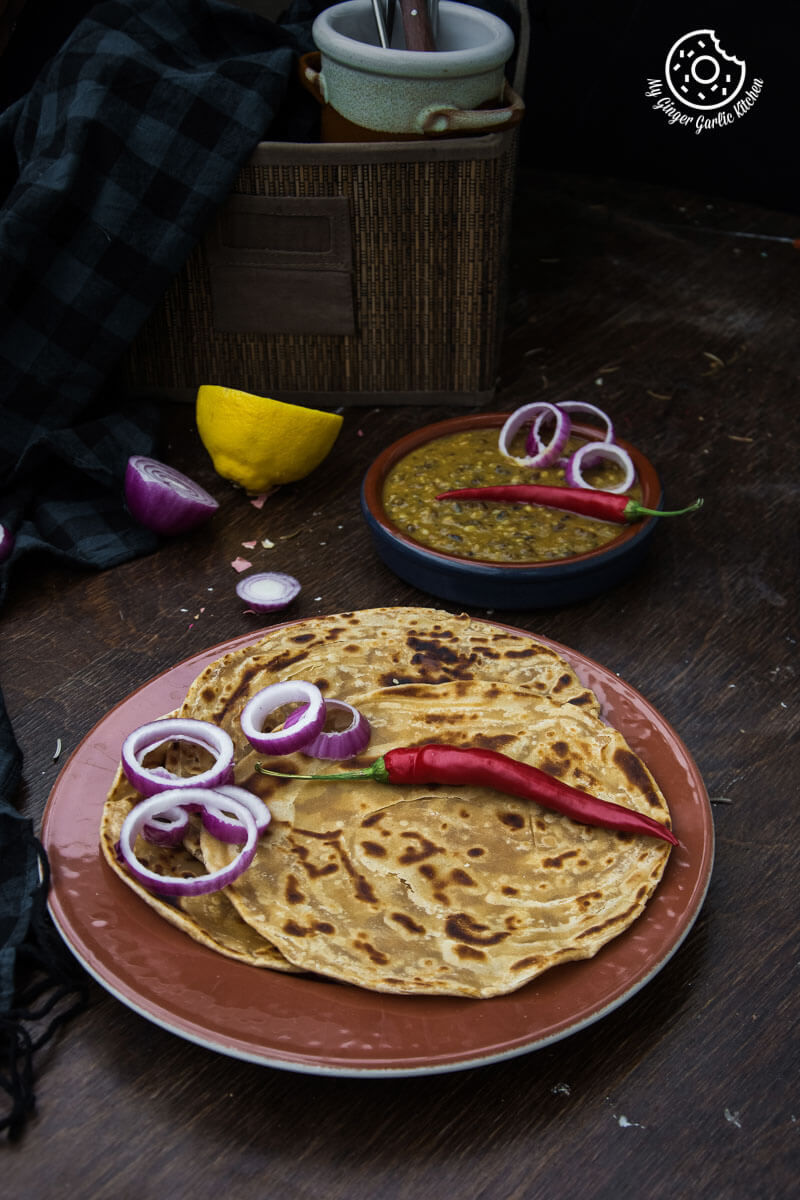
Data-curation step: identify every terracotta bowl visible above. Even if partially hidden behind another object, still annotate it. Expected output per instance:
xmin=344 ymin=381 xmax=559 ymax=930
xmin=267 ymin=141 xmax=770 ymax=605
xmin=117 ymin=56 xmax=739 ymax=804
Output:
xmin=360 ymin=413 xmax=663 ymax=609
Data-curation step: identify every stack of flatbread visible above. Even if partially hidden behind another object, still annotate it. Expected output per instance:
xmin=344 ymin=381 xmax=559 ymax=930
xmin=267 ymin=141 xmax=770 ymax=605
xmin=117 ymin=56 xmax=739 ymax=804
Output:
xmin=100 ymin=607 xmax=673 ymax=999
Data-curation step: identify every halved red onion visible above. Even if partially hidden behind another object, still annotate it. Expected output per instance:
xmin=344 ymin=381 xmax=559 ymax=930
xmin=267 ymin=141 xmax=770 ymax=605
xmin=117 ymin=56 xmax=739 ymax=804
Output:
xmin=125 ymin=455 xmax=219 ymax=536
xmin=498 ymin=402 xmax=571 ymax=468
xmin=240 ymin=680 xmax=326 ymax=754
xmin=565 ymin=441 xmax=636 ymax=493
xmin=0 ymin=522 xmax=14 ymax=564
xmin=198 ymin=784 xmax=271 ymax=843
xmin=118 ymin=788 xmax=258 ymax=896
xmin=285 ymin=698 xmax=371 ymax=760
xmin=121 ymin=717 xmax=235 ymax=797
xmin=236 ymin=572 xmax=301 ymax=613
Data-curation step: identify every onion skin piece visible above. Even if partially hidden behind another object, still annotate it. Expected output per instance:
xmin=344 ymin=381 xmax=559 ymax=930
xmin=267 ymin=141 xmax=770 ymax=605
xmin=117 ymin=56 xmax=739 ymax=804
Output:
xmin=125 ymin=455 xmax=219 ymax=536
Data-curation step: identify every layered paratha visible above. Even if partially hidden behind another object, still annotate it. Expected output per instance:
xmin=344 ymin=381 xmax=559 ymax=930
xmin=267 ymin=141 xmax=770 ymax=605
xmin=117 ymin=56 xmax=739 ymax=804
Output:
xmin=177 ymin=607 xmax=600 ymax=760
xmin=101 ymin=754 xmax=301 ymax=972
xmin=100 ymin=607 xmax=673 ymax=998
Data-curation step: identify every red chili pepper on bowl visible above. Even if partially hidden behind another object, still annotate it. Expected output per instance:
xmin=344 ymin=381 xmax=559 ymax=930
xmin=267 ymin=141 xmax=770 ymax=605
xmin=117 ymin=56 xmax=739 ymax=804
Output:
xmin=257 ymin=743 xmax=678 ymax=846
xmin=436 ymin=485 xmax=702 ymax=524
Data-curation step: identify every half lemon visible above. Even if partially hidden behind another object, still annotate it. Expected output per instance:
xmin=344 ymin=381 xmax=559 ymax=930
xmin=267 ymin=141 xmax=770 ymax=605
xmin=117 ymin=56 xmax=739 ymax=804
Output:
xmin=196 ymin=386 xmax=343 ymax=494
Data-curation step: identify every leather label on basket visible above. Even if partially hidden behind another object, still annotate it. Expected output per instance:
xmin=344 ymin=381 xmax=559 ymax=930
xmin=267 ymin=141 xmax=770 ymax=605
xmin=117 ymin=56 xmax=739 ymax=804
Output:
xmin=205 ymin=194 xmax=355 ymax=335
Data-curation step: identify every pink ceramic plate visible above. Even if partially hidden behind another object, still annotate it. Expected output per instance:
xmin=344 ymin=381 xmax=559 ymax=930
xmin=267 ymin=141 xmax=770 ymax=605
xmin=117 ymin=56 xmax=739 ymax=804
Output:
xmin=42 ymin=621 xmax=713 ymax=1076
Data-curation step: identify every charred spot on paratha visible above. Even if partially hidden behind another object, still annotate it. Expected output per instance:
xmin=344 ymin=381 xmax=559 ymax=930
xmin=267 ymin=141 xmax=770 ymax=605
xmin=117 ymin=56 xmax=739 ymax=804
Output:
xmin=446 ymin=913 xmax=510 ymax=947
xmin=542 ymin=850 xmax=579 ymax=869
xmin=613 ymin=747 xmax=665 ymax=810
xmin=391 ymin=913 xmax=426 ymax=934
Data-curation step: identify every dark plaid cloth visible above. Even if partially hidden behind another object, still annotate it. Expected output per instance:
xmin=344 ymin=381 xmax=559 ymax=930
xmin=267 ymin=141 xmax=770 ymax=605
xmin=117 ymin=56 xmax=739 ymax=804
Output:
xmin=0 ymin=0 xmax=318 ymax=492
xmin=0 ymin=0 xmax=320 ymax=1137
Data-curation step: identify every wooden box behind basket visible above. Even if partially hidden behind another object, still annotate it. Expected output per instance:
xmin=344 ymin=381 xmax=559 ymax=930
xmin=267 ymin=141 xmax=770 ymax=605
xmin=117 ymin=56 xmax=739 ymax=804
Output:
xmin=122 ymin=127 xmax=521 ymax=406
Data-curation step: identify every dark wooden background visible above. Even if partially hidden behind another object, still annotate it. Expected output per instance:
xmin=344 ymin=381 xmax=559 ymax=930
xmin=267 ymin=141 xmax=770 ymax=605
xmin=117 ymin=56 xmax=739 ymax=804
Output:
xmin=2 ymin=167 xmax=798 ymax=1196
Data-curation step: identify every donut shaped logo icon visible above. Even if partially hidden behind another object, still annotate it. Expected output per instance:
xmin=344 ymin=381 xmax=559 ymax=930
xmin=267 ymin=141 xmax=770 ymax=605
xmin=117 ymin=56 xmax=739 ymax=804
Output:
xmin=665 ymin=29 xmax=746 ymax=110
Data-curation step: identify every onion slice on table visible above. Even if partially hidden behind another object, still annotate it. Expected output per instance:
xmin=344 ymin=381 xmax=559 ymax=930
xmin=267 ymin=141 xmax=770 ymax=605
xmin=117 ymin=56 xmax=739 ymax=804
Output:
xmin=118 ymin=788 xmax=259 ymax=897
xmin=121 ymin=717 xmax=235 ymax=797
xmin=0 ymin=522 xmax=14 ymax=564
xmin=241 ymin=680 xmax=326 ymax=754
xmin=285 ymin=698 xmax=371 ymax=760
xmin=236 ymin=572 xmax=301 ymax=613
xmin=565 ymin=441 xmax=636 ymax=493
xmin=498 ymin=403 xmax=571 ymax=468
xmin=125 ymin=456 xmax=219 ymax=535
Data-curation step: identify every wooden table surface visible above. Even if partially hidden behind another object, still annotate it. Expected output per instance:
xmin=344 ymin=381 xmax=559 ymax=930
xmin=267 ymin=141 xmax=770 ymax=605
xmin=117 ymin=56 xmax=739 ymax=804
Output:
xmin=3 ymin=170 xmax=798 ymax=1197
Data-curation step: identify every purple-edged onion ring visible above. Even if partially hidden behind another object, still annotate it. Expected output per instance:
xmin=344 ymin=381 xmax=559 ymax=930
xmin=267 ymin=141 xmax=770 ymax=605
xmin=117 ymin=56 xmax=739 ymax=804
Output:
xmin=530 ymin=400 xmax=615 ymax=468
xmin=240 ymin=680 xmax=326 ymax=754
xmin=197 ymin=784 xmax=271 ymax=843
xmin=118 ymin=788 xmax=258 ymax=897
xmin=565 ymin=441 xmax=636 ymax=493
xmin=141 ymin=804 xmax=190 ymax=846
xmin=556 ymin=401 xmax=615 ymax=444
xmin=285 ymin=698 xmax=371 ymax=760
xmin=121 ymin=718 xmax=235 ymax=797
xmin=498 ymin=402 xmax=571 ymax=468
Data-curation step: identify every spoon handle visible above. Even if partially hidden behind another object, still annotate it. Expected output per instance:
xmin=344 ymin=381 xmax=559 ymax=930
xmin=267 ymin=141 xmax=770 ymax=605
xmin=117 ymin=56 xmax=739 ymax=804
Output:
xmin=371 ymin=0 xmax=389 ymax=47
xmin=398 ymin=0 xmax=436 ymax=51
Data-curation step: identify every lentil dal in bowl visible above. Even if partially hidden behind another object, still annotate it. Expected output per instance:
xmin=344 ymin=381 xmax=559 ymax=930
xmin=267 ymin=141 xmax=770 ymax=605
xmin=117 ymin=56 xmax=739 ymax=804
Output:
xmin=360 ymin=413 xmax=663 ymax=609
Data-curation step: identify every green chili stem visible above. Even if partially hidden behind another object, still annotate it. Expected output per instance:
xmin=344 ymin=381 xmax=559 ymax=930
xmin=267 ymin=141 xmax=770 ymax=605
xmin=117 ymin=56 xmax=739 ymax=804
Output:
xmin=256 ymin=759 xmax=388 ymax=782
xmin=626 ymin=497 xmax=703 ymax=519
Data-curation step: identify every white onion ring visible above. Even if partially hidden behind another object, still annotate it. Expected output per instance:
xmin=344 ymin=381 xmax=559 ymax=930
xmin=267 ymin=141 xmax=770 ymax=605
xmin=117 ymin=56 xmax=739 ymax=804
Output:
xmin=118 ymin=788 xmax=258 ymax=897
xmin=556 ymin=401 xmax=615 ymax=444
xmin=198 ymin=784 xmax=272 ymax=843
xmin=285 ymin=699 xmax=371 ymax=760
xmin=565 ymin=441 xmax=636 ymax=493
xmin=498 ymin=402 xmax=571 ymax=468
xmin=240 ymin=681 xmax=326 ymax=754
xmin=121 ymin=718 xmax=235 ymax=797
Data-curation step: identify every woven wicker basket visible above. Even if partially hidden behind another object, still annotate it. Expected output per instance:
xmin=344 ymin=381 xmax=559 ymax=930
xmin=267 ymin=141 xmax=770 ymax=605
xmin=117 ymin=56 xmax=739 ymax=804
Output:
xmin=123 ymin=2 xmax=529 ymax=406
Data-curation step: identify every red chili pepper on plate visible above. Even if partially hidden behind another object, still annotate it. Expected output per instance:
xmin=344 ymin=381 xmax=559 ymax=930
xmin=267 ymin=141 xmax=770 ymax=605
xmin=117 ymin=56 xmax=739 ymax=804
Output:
xmin=257 ymin=743 xmax=678 ymax=846
xmin=436 ymin=485 xmax=702 ymax=524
